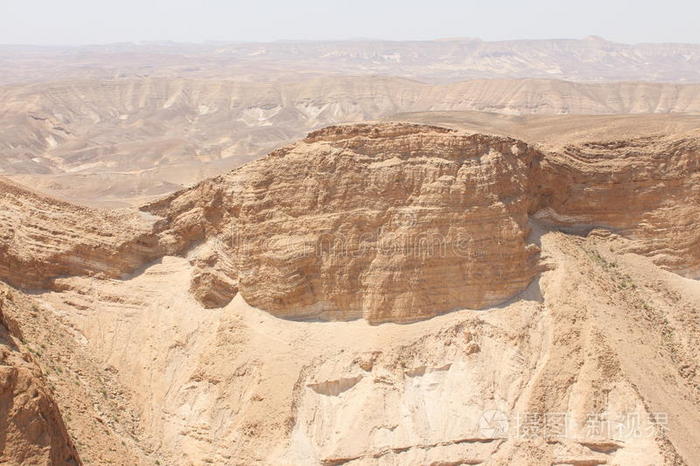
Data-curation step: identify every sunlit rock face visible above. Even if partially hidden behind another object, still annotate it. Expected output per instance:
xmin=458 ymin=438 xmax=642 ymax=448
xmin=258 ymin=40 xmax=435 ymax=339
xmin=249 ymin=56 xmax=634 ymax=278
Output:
xmin=536 ymin=135 xmax=700 ymax=278
xmin=223 ymin=124 xmax=543 ymax=323
xmin=3 ymin=123 xmax=698 ymax=323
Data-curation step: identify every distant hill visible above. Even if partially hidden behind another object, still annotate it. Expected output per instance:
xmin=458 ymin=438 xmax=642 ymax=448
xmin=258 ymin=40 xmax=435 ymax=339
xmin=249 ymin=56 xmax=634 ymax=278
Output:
xmin=2 ymin=37 xmax=700 ymax=84
xmin=3 ymin=75 xmax=700 ymax=205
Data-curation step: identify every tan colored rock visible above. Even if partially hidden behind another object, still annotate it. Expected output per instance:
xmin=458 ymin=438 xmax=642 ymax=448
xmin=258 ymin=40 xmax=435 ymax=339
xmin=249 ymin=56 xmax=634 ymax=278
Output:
xmin=189 ymin=240 xmax=239 ymax=309
xmin=0 ymin=177 xmax=160 ymax=289
xmin=0 ymin=120 xmax=699 ymax=464
xmin=146 ymin=123 xmax=700 ymax=321
xmin=0 ymin=366 xmax=79 ymax=466
xmin=3 ymin=122 xmax=698 ymax=323
xmin=0 ymin=291 xmax=79 ymax=465
xmin=0 ymin=176 xmax=206 ymax=290
xmin=226 ymin=123 xmax=543 ymax=323
xmin=535 ymin=134 xmax=700 ymax=277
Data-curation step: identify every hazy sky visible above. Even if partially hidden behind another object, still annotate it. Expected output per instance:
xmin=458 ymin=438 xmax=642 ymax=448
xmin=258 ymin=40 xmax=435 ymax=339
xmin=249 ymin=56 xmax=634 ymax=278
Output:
xmin=1 ymin=0 xmax=698 ymax=45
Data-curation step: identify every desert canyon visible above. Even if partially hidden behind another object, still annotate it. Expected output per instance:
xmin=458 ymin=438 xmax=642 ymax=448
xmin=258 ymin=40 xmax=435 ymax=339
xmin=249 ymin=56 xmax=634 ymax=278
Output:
xmin=0 ymin=37 xmax=699 ymax=466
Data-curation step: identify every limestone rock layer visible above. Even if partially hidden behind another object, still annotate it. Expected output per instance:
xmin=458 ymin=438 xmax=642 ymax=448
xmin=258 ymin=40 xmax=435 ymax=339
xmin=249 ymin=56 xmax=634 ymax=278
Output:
xmin=227 ymin=124 xmax=543 ymax=322
xmin=1 ymin=123 xmax=699 ymax=323
xmin=0 ymin=289 xmax=80 ymax=465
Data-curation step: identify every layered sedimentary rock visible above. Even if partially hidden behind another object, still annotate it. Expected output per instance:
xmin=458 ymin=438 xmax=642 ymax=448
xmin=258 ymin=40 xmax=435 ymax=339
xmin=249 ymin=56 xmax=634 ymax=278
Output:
xmin=188 ymin=240 xmax=239 ymax=309
xmin=536 ymin=134 xmax=700 ymax=277
xmin=225 ymin=124 xmax=543 ymax=322
xmin=0 ymin=289 xmax=80 ymax=465
xmin=138 ymin=123 xmax=547 ymax=322
xmin=2 ymin=123 xmax=699 ymax=323
xmin=154 ymin=123 xmax=699 ymax=321
xmin=0 ymin=177 xmax=198 ymax=289
xmin=0 ymin=177 xmax=154 ymax=288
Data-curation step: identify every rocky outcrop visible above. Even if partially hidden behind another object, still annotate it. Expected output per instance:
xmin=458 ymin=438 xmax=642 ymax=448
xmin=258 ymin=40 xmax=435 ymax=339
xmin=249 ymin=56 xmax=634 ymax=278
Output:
xmin=0 ymin=289 xmax=80 ymax=465
xmin=2 ymin=123 xmax=699 ymax=323
xmin=188 ymin=240 xmax=239 ymax=309
xmin=536 ymin=135 xmax=700 ymax=277
xmin=157 ymin=123 xmax=698 ymax=322
xmin=135 ymin=123 xmax=546 ymax=321
xmin=0 ymin=176 xmax=205 ymax=290
xmin=224 ymin=124 xmax=544 ymax=322
xmin=0 ymin=177 xmax=161 ymax=289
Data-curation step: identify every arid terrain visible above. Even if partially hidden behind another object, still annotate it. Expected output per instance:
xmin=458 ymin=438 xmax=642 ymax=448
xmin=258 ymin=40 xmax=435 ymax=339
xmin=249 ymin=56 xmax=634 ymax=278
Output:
xmin=3 ymin=76 xmax=700 ymax=206
xmin=3 ymin=37 xmax=700 ymax=85
xmin=0 ymin=39 xmax=699 ymax=466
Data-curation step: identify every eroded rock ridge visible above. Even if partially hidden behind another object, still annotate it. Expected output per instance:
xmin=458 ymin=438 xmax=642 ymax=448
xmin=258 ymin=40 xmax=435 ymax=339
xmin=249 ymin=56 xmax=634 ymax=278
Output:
xmin=1 ymin=123 xmax=698 ymax=323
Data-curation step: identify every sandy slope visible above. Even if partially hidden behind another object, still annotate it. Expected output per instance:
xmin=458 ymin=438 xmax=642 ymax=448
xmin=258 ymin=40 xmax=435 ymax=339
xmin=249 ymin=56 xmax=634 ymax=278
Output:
xmin=10 ymin=228 xmax=695 ymax=465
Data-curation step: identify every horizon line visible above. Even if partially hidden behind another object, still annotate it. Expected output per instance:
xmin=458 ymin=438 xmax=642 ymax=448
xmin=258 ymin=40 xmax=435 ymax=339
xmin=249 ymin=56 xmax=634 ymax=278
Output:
xmin=2 ymin=35 xmax=700 ymax=48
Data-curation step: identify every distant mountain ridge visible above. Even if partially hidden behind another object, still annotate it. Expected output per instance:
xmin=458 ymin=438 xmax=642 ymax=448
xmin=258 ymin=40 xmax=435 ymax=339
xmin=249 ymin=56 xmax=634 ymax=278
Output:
xmin=2 ymin=37 xmax=700 ymax=84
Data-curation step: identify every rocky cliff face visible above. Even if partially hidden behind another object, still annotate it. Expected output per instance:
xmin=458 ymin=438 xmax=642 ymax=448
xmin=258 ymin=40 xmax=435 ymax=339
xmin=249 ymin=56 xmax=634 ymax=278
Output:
xmin=223 ymin=124 xmax=543 ymax=323
xmin=538 ymin=135 xmax=700 ymax=276
xmin=1 ymin=123 xmax=698 ymax=323
xmin=0 ymin=122 xmax=699 ymax=464
xmin=0 ymin=288 xmax=80 ymax=465
xmin=0 ymin=175 xmax=209 ymax=290
xmin=153 ymin=123 xmax=700 ymax=321
xmin=0 ymin=177 xmax=162 ymax=289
